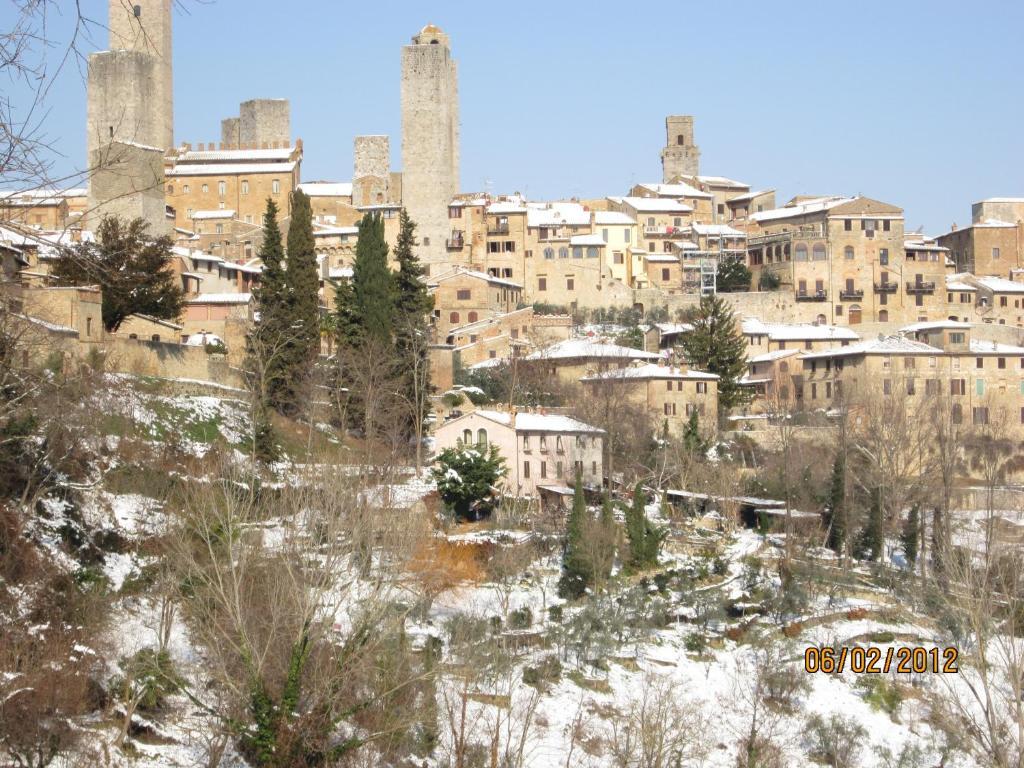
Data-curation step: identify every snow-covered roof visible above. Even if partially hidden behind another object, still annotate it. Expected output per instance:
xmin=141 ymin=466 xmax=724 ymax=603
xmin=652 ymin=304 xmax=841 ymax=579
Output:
xmin=579 ymin=363 xmax=718 ymax=382
xmin=191 ymin=210 xmax=236 ymax=220
xmin=741 ymin=318 xmax=860 ymax=342
xmin=946 ymin=274 xmax=977 ymax=292
xmin=693 ymin=175 xmax=748 ymax=189
xmin=972 ymin=219 xmax=1018 ymax=229
xmin=569 ymin=234 xmax=605 ymax=247
xmin=593 ymin=211 xmax=635 ymax=226
xmin=749 ymin=349 xmax=801 ymax=364
xmin=313 ymin=225 xmax=359 ymax=237
xmin=167 ymin=162 xmax=297 ymax=177
xmin=328 ymin=266 xmax=354 ymax=279
xmin=184 ymin=332 xmax=224 ymax=347
xmin=687 ymin=223 xmax=746 ymax=237
xmin=298 ymin=181 xmax=353 ymax=198
xmin=979 ymin=197 xmax=1024 ymax=204
xmin=652 ymin=322 xmax=693 ymax=336
xmin=969 ymin=339 xmax=1024 ymax=355
xmin=900 ymin=320 xmax=971 ymax=333
xmin=614 ymin=196 xmax=693 ymax=213
xmin=904 ymin=239 xmax=948 ymax=252
xmin=185 ymin=293 xmax=253 ymax=304
xmin=974 ymin=276 xmax=1024 ymax=294
xmin=644 ymin=253 xmax=679 ymax=263
xmin=487 ymin=200 xmax=528 ymax=214
xmin=429 ymin=266 xmax=523 ymax=290
xmin=176 ymin=147 xmax=295 ymax=162
xmin=749 ymin=196 xmax=853 ymax=223
xmin=527 ymin=338 xmax=659 ymax=361
xmin=474 ymin=409 xmax=604 ymax=435
xmin=525 ymin=202 xmax=591 ymax=228
xmin=727 ymin=189 xmax=773 ymax=204
xmin=636 ymin=182 xmax=713 ymax=199
xmin=800 ymin=336 xmax=941 ymax=360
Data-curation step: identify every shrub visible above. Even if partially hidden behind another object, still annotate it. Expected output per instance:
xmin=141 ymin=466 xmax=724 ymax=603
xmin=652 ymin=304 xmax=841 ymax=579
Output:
xmin=522 ymin=655 xmax=562 ymax=687
xmin=684 ymin=633 xmax=707 ymax=654
xmin=548 ymin=605 xmax=563 ymax=623
xmin=508 ymin=606 xmax=533 ymax=630
xmin=110 ymin=648 xmax=182 ymax=713
xmin=763 ymin=663 xmax=811 ymax=711
xmin=857 ymin=676 xmax=902 ymax=719
xmin=804 ymin=713 xmax=868 ymax=768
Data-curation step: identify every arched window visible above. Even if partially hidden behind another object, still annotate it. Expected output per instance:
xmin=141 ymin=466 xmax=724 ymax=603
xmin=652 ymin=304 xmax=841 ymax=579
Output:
xmin=812 ymin=243 xmax=826 ymax=260
xmin=544 ymin=247 xmax=555 ymax=260
xmin=468 ymin=311 xmax=478 ymax=323
xmin=477 ymin=429 xmax=488 ymax=446
xmin=449 ymin=311 xmax=460 ymax=324
xmin=844 ymin=246 xmax=854 ymax=260
xmin=558 ymin=247 xmax=569 ymax=259
xmin=572 ymin=247 xmax=583 ymax=259
xmin=586 ymin=246 xmax=598 ymax=259
xmin=218 ymin=181 xmax=227 ymax=196
xmin=783 ymin=243 xmax=791 ymax=259
xmin=677 ymin=135 xmax=685 ymax=145
xmin=795 ymin=244 xmax=808 ymax=261
xmin=878 ymin=309 xmax=889 ymax=322
xmin=166 ymin=184 xmax=174 ymax=195
xmin=780 ymin=361 xmax=789 ymax=373
xmin=849 ymin=305 xmax=863 ymax=325
xmin=816 ymin=314 xmax=827 ymax=325
xmin=463 ymin=430 xmax=472 ymax=443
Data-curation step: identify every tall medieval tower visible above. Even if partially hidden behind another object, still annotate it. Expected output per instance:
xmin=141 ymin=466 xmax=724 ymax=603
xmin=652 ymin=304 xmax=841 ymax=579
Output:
xmin=660 ymin=115 xmax=700 ymax=182
xmin=401 ymin=24 xmax=459 ymax=274
xmin=86 ymin=0 xmax=173 ymax=232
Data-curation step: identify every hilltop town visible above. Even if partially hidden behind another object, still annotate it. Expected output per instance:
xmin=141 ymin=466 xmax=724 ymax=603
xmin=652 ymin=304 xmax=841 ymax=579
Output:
xmin=1 ymin=3 xmax=1023 ymax=768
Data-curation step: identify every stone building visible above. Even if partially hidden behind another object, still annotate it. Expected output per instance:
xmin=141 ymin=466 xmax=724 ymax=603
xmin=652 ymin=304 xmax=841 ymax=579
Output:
xmin=0 ymin=191 xmax=70 ymax=230
xmin=221 ymin=99 xmax=292 ymax=149
xmin=433 ymin=409 xmax=605 ymax=498
xmin=428 ymin=266 xmax=523 ymax=338
xmin=166 ymin=142 xmax=303 ymax=231
xmin=525 ymin=338 xmax=660 ymax=384
xmin=353 ymin=136 xmax=392 ymax=207
xmin=660 ymin=116 xmax=700 ymax=182
xmin=581 ymin=362 xmax=719 ymax=438
xmin=86 ymin=0 xmax=174 ymax=233
xmin=746 ymin=196 xmax=945 ymax=326
xmin=609 ymin=196 xmax=694 ymax=255
xmin=936 ymin=198 xmax=1024 ymax=276
xmin=401 ymin=24 xmax=459 ymax=274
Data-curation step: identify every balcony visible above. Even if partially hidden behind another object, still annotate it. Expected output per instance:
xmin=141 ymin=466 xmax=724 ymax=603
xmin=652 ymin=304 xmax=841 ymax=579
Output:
xmin=446 ymin=236 xmax=465 ymax=250
xmin=644 ymin=225 xmax=678 ymax=236
xmin=874 ymin=282 xmax=898 ymax=294
xmin=906 ymin=281 xmax=936 ymax=294
xmin=487 ymin=224 xmax=510 ymax=236
xmin=795 ymin=290 xmax=828 ymax=302
xmin=839 ymin=288 xmax=864 ymax=300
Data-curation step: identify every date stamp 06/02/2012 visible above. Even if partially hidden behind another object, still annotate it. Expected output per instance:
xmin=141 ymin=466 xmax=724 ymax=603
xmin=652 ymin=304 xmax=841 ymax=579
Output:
xmin=804 ymin=646 xmax=959 ymax=675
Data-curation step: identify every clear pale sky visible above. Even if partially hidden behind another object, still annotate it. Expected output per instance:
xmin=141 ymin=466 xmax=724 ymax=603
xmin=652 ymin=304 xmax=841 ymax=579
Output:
xmin=5 ymin=0 xmax=1024 ymax=234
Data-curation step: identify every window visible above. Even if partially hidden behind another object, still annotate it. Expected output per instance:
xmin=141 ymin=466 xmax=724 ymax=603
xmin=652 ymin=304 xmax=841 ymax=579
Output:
xmin=540 ymin=461 xmax=547 ymax=479
xmin=572 ymin=247 xmax=583 ymax=259
xmin=566 ymin=277 xmax=575 ymax=291
xmin=241 ymin=180 xmax=249 ymax=195
xmin=540 ymin=435 xmax=548 ymax=452
xmin=795 ymin=244 xmax=808 ymax=261
xmin=926 ymin=379 xmax=940 ymax=395
xmin=883 ymin=379 xmax=892 ymax=395
xmin=951 ymin=379 xmax=966 ymax=395
xmin=844 ymin=219 xmax=852 ymax=231
xmin=558 ymin=247 xmax=569 ymax=259
xmin=456 ymin=289 xmax=471 ymax=301
xmin=973 ymin=407 xmax=990 ymax=426
xmin=183 ymin=184 xmax=190 ymax=194
xmin=477 ymin=429 xmax=488 ymax=446
xmin=613 ymin=251 xmax=624 ymax=264
xmin=272 ymin=180 xmax=281 ymax=195
xmin=468 ymin=312 xmax=478 ymax=323
xmin=976 ymin=379 xmax=985 ymax=396
xmin=544 ymin=247 xmax=554 ymax=260
xmin=133 ymin=4 xmax=142 ymax=17
xmin=844 ymin=246 xmax=854 ymax=260
xmin=601 ymin=228 xmax=609 ymax=242
xmin=215 ymin=223 xmax=223 ymax=235
xmin=463 ymin=430 xmax=472 ymax=444
xmin=999 ymin=357 xmax=1007 ymax=370
xmin=878 ymin=309 xmax=889 ymax=322
xmin=202 ymin=184 xmax=209 ymax=194
xmin=879 ymin=248 xmax=889 ymax=266
xmin=592 ymin=461 xmax=598 ymax=476
xmin=662 ymin=268 xmax=670 ymax=281
xmin=906 ymin=378 xmax=916 ymax=395
xmin=993 ymin=247 xmax=1001 ymax=260
xmin=449 ymin=312 xmax=459 ymax=324
xmin=812 ymin=243 xmax=826 ymax=260
xmin=952 ymin=403 xmax=963 ymax=424
xmin=166 ymin=184 xmax=174 ymax=195
xmin=218 ymin=181 xmax=226 ymax=196
xmin=538 ymin=277 xmax=547 ymax=292
xmin=523 ymin=461 xmax=530 ymax=479
xmin=977 ymin=358 xmax=984 ymax=369
xmin=586 ymin=246 xmax=598 ymax=259
xmin=696 ymin=381 xmax=708 ymax=394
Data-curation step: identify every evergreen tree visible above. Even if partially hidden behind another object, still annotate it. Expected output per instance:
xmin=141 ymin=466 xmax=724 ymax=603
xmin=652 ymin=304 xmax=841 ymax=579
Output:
xmin=679 ymin=294 xmax=751 ymax=411
xmin=431 ymin=441 xmax=506 ymax=522
xmin=351 ymin=212 xmax=394 ymax=344
xmin=855 ymin=488 xmax=884 ymax=562
xmin=825 ymin=453 xmax=847 ymax=555
xmin=715 ymin=258 xmax=752 ymax=293
xmin=558 ymin=471 xmax=593 ymax=599
xmin=281 ymin=189 xmax=321 ymax=411
xmin=682 ymin=410 xmax=706 ymax=454
xmin=51 ymin=216 xmax=184 ymax=332
xmin=902 ymin=505 xmax=920 ymax=568
xmin=625 ymin=484 xmax=663 ymax=570
xmin=596 ymin=493 xmax=617 ymax=585
xmin=249 ymin=199 xmax=290 ymax=414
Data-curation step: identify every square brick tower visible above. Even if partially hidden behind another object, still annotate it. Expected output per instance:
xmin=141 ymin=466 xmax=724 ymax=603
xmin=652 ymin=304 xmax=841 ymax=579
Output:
xmin=401 ymin=24 xmax=459 ymax=274
xmin=661 ymin=115 xmax=700 ymax=183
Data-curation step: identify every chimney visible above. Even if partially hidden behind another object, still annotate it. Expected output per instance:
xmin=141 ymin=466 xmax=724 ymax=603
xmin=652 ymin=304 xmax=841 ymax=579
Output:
xmin=951 ymin=222 xmax=958 ymax=232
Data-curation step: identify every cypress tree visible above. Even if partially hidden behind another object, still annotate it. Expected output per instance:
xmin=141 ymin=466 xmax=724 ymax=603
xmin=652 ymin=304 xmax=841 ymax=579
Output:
xmin=902 ymin=505 xmax=920 ymax=568
xmin=679 ymin=294 xmax=751 ymax=411
xmin=332 ymin=274 xmax=361 ymax=350
xmin=855 ymin=488 xmax=884 ymax=562
xmin=625 ymin=483 xmax=662 ymax=570
xmin=825 ymin=454 xmax=846 ymax=555
xmin=351 ymin=212 xmax=394 ymax=344
xmin=558 ymin=471 xmax=592 ymax=599
xmin=597 ymin=494 xmax=617 ymax=585
xmin=250 ymin=199 xmax=289 ymax=413
xmin=275 ymin=190 xmax=320 ymax=414
xmin=682 ymin=410 xmax=705 ymax=454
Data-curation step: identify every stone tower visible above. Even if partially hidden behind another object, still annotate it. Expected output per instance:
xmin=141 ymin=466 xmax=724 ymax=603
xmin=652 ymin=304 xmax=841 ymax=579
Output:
xmin=353 ymin=135 xmax=391 ymax=207
xmin=239 ymin=99 xmax=291 ymax=147
xmin=85 ymin=0 xmax=173 ymax=233
xmin=401 ymin=24 xmax=460 ymax=272
xmin=660 ymin=115 xmax=700 ymax=182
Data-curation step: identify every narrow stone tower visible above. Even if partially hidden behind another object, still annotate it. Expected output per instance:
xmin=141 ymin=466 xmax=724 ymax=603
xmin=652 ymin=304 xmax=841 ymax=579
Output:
xmin=105 ymin=0 xmax=173 ymax=152
xmin=353 ymin=135 xmax=391 ymax=207
xmin=401 ymin=24 xmax=460 ymax=273
xmin=85 ymin=0 xmax=173 ymax=233
xmin=660 ymin=115 xmax=700 ymax=182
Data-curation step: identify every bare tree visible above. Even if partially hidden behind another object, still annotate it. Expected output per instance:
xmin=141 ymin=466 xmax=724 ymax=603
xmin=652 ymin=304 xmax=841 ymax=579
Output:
xmin=609 ymin=673 xmax=710 ymax=768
